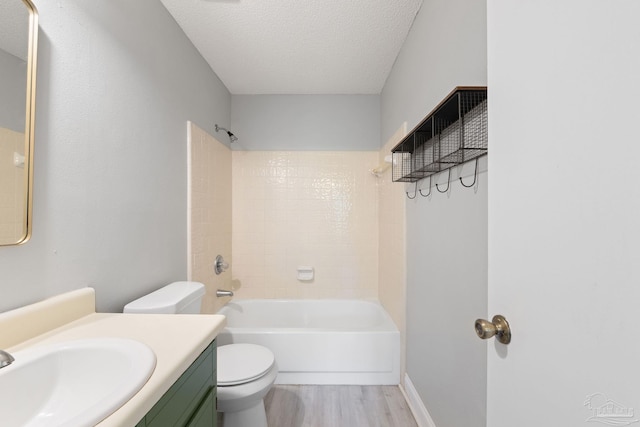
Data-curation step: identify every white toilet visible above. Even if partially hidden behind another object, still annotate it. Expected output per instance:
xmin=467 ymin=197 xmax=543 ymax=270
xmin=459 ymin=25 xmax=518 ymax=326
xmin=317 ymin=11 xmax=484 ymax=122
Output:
xmin=123 ymin=281 xmax=278 ymax=427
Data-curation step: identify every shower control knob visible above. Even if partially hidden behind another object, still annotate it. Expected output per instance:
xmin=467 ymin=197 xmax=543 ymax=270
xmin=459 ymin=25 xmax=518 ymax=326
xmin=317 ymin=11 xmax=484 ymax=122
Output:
xmin=475 ymin=315 xmax=511 ymax=345
xmin=214 ymin=255 xmax=229 ymax=275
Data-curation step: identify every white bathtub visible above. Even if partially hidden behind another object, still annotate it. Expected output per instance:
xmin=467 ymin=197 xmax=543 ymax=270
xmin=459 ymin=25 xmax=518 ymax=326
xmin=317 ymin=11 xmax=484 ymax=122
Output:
xmin=217 ymin=299 xmax=400 ymax=385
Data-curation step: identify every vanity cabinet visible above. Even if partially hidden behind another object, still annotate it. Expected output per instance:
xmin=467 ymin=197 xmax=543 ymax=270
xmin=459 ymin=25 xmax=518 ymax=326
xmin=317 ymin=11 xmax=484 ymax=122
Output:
xmin=135 ymin=340 xmax=216 ymax=427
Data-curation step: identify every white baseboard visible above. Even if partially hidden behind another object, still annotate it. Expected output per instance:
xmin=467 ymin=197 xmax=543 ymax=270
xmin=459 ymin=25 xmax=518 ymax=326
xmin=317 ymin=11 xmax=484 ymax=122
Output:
xmin=400 ymin=373 xmax=437 ymax=427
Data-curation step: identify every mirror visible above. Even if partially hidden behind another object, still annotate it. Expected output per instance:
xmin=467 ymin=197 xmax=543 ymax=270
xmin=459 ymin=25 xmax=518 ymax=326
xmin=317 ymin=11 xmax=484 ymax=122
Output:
xmin=0 ymin=0 xmax=38 ymax=245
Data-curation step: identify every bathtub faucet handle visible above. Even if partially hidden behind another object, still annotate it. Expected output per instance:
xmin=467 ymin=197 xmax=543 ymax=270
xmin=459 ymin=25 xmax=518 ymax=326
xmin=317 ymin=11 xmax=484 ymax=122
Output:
xmin=214 ymin=255 xmax=229 ymax=275
xmin=216 ymin=289 xmax=234 ymax=298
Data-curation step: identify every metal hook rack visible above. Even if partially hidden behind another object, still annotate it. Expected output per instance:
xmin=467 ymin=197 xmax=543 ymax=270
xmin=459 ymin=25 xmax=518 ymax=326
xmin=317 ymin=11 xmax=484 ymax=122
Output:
xmin=419 ymin=176 xmax=432 ymax=197
xmin=406 ymin=182 xmax=418 ymax=199
xmin=403 ymin=158 xmax=484 ymax=199
xmin=391 ymin=87 xmax=487 ymax=185
xmin=459 ymin=157 xmax=479 ymax=188
xmin=436 ymin=169 xmax=451 ymax=193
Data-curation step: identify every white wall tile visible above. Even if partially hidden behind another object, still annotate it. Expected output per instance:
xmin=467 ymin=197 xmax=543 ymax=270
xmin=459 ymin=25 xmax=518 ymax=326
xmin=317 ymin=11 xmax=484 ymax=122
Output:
xmin=376 ymin=123 xmax=408 ymax=383
xmin=232 ymin=151 xmax=380 ymax=299
xmin=188 ymin=122 xmax=233 ymax=313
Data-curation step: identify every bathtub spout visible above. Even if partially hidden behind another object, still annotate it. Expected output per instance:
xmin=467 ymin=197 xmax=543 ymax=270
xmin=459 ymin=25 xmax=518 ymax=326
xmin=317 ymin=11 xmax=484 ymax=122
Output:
xmin=216 ymin=289 xmax=234 ymax=297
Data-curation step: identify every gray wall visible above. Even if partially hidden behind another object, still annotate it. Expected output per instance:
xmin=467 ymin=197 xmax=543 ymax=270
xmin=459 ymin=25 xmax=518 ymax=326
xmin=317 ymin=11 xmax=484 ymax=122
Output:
xmin=0 ymin=0 xmax=230 ymax=313
xmin=231 ymin=94 xmax=380 ymax=150
xmin=380 ymin=0 xmax=488 ymax=426
xmin=381 ymin=0 xmax=487 ymax=145
xmin=0 ymin=49 xmax=26 ymax=132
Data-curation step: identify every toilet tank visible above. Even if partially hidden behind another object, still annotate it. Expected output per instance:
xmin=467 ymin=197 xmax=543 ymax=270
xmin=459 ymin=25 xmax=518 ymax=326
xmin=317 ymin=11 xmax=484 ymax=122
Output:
xmin=123 ymin=281 xmax=205 ymax=314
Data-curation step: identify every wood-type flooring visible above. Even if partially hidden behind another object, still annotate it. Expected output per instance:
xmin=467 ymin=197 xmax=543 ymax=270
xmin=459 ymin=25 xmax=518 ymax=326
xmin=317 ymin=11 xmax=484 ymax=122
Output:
xmin=263 ymin=385 xmax=419 ymax=427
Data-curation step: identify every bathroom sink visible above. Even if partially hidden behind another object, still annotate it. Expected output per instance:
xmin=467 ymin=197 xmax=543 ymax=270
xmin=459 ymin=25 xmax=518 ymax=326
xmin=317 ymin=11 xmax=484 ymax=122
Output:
xmin=0 ymin=337 xmax=156 ymax=427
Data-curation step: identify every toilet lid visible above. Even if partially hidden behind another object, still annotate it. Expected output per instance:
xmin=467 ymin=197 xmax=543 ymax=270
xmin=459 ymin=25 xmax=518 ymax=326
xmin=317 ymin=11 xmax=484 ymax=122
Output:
xmin=217 ymin=343 xmax=275 ymax=386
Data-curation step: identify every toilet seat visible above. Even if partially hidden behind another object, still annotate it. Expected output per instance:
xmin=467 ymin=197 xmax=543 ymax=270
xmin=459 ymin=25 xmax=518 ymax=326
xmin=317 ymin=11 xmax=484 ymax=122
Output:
xmin=217 ymin=344 xmax=275 ymax=386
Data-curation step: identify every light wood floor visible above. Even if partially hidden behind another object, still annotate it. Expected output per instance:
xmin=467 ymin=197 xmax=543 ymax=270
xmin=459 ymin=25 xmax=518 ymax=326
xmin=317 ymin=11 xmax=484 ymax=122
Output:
xmin=263 ymin=385 xmax=419 ymax=427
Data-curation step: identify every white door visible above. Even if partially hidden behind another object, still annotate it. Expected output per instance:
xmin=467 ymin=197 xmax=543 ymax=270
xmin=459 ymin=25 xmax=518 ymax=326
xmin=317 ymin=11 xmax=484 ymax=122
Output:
xmin=487 ymin=1 xmax=640 ymax=426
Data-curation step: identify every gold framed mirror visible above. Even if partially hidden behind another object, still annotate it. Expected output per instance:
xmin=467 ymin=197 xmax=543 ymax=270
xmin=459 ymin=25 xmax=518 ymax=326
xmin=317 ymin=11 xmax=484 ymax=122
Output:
xmin=0 ymin=0 xmax=38 ymax=246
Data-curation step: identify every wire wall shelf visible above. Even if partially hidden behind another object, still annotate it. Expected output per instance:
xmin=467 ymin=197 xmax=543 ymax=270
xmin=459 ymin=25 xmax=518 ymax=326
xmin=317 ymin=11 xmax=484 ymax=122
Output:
xmin=391 ymin=87 xmax=487 ymax=183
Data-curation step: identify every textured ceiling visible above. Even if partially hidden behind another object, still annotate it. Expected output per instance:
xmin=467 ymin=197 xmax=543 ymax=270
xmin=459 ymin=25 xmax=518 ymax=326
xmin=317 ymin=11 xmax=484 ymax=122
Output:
xmin=160 ymin=0 xmax=423 ymax=95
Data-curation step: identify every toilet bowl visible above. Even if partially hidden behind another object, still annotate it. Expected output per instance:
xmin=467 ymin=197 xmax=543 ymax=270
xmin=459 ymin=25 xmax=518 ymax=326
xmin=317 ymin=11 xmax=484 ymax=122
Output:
xmin=217 ymin=343 xmax=278 ymax=427
xmin=123 ymin=281 xmax=278 ymax=427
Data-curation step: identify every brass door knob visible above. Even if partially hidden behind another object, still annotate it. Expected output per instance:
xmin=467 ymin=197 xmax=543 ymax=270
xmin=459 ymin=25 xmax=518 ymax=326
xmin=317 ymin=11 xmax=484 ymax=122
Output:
xmin=475 ymin=315 xmax=511 ymax=344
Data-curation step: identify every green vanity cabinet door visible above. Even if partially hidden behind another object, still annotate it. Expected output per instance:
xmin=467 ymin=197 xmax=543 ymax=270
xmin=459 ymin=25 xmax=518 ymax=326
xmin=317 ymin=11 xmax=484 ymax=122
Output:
xmin=185 ymin=386 xmax=216 ymax=427
xmin=139 ymin=340 xmax=217 ymax=427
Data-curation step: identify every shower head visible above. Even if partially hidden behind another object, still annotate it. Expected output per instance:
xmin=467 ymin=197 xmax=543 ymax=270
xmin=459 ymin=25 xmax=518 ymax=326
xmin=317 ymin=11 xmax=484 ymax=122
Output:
xmin=215 ymin=124 xmax=238 ymax=143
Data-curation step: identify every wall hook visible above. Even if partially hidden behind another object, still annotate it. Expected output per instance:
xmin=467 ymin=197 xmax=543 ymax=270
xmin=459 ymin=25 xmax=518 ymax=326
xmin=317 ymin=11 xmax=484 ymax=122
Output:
xmin=459 ymin=158 xmax=479 ymax=188
xmin=419 ymin=176 xmax=432 ymax=197
xmin=406 ymin=182 xmax=418 ymax=199
xmin=436 ymin=169 xmax=451 ymax=193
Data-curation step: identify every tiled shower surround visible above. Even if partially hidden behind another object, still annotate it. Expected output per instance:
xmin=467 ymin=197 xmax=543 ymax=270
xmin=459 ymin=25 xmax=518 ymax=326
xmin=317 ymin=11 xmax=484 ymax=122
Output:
xmin=189 ymin=126 xmax=407 ymax=377
xmin=232 ymin=151 xmax=380 ymax=299
xmin=188 ymin=122 xmax=232 ymax=313
xmin=377 ymin=124 xmax=408 ymax=378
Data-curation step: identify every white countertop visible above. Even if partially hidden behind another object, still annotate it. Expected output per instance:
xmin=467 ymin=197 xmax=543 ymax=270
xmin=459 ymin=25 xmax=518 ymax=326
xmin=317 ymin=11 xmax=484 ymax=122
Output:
xmin=0 ymin=288 xmax=226 ymax=427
